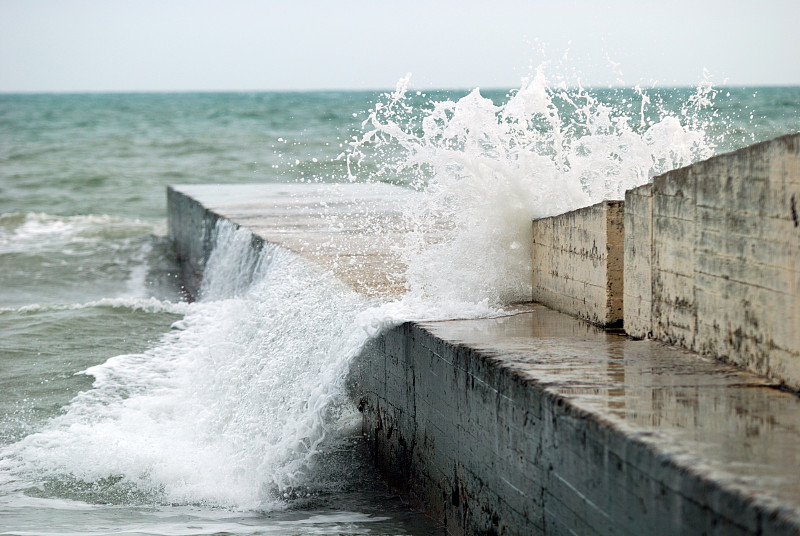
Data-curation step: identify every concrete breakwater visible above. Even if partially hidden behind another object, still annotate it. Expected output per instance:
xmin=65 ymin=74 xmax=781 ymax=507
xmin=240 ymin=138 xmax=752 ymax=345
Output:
xmin=531 ymin=133 xmax=800 ymax=390
xmin=168 ymin=133 xmax=800 ymax=535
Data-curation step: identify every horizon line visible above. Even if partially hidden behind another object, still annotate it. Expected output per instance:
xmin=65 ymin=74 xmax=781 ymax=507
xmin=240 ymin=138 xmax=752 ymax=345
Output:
xmin=2 ymin=83 xmax=799 ymax=96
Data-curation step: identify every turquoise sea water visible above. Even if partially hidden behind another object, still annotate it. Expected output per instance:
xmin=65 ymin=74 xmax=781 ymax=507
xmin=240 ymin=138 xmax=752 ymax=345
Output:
xmin=0 ymin=86 xmax=798 ymax=535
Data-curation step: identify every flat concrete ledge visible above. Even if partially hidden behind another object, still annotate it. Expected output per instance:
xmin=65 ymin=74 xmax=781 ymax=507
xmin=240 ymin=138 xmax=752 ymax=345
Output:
xmin=168 ymin=183 xmax=418 ymax=298
xmin=349 ymin=307 xmax=800 ymax=535
xmin=169 ymin=182 xmax=800 ymax=535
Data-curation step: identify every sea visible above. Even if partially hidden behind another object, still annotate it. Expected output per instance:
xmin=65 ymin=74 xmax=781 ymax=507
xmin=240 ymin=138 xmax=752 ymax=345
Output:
xmin=1 ymin=73 xmax=798 ymax=535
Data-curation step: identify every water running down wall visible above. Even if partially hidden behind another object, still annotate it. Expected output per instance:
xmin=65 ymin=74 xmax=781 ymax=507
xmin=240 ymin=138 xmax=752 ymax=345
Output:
xmin=3 ymin=83 xmax=799 ymax=535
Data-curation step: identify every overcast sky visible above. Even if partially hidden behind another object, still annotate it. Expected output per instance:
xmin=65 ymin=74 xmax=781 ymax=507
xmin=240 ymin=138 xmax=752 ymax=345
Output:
xmin=1 ymin=0 xmax=798 ymax=93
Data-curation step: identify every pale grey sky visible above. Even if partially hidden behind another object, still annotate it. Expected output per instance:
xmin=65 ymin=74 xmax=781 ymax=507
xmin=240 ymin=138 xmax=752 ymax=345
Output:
xmin=1 ymin=0 xmax=798 ymax=93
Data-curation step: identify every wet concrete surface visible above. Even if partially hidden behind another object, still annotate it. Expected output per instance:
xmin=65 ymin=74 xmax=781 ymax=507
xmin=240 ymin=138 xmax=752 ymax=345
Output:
xmin=352 ymin=306 xmax=800 ymax=534
xmin=421 ymin=306 xmax=800 ymax=509
xmin=170 ymin=183 xmax=421 ymax=297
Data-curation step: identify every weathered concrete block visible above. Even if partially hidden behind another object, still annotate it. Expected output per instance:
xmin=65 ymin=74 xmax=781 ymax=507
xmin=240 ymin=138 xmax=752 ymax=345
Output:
xmin=651 ymin=165 xmax=698 ymax=347
xmin=625 ymin=133 xmax=800 ymax=389
xmin=532 ymin=200 xmax=624 ymax=327
xmin=167 ymin=186 xmax=224 ymax=297
xmin=346 ymin=306 xmax=800 ymax=536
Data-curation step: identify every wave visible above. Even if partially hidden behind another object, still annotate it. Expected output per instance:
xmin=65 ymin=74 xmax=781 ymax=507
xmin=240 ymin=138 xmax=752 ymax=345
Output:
xmin=347 ymin=67 xmax=718 ymax=305
xmin=0 ymin=223 xmax=368 ymax=508
xmin=0 ymin=297 xmax=190 ymax=316
xmin=0 ymin=213 xmax=163 ymax=253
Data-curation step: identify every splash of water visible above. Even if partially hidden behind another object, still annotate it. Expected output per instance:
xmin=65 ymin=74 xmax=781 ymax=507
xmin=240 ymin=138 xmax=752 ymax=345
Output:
xmin=348 ymin=66 xmax=717 ymax=304
xmin=1 ymin=223 xmax=382 ymax=508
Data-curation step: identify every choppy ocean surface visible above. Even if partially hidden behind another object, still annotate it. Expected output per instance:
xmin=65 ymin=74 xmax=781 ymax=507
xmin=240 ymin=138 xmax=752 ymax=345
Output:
xmin=0 ymin=81 xmax=798 ymax=535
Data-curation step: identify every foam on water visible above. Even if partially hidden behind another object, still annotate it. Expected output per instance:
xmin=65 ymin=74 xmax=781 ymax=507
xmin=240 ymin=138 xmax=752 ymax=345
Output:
xmin=0 ymin=212 xmax=180 ymax=308
xmin=1 ymin=69 xmax=726 ymax=514
xmin=0 ymin=297 xmax=190 ymax=315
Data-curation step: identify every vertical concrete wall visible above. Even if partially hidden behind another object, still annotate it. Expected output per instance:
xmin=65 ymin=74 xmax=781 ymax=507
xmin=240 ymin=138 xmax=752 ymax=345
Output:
xmin=171 ymin=176 xmax=800 ymax=536
xmin=623 ymin=133 xmax=800 ymax=389
xmin=348 ymin=312 xmax=800 ymax=536
xmin=349 ymin=325 xmax=547 ymax=535
xmin=167 ymin=186 xmax=226 ymax=298
xmin=652 ymin=165 xmax=698 ymax=350
xmin=532 ymin=200 xmax=624 ymax=327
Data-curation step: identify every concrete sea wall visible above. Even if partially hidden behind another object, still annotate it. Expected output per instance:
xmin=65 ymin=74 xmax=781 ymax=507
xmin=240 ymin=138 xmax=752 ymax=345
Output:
xmin=625 ymin=134 xmax=800 ymax=389
xmin=531 ymin=133 xmax=800 ymax=389
xmin=168 ymin=186 xmax=218 ymax=297
xmin=623 ymin=183 xmax=654 ymax=338
xmin=349 ymin=311 xmax=800 ymax=536
xmin=168 ymin=133 xmax=800 ymax=536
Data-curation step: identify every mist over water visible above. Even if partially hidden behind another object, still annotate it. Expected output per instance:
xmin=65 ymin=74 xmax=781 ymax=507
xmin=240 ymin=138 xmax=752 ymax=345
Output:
xmin=0 ymin=69 xmax=798 ymax=534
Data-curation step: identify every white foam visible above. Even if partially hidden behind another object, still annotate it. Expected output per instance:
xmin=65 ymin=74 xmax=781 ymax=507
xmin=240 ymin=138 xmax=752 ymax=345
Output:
xmin=0 ymin=213 xmax=160 ymax=253
xmin=350 ymin=65 xmax=716 ymax=305
xmin=2 ymin=223 xmax=379 ymax=508
xmin=0 ymin=297 xmax=191 ymax=315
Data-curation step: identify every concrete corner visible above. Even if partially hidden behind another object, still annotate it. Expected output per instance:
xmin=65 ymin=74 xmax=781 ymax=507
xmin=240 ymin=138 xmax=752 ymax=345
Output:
xmin=532 ymin=200 xmax=625 ymax=327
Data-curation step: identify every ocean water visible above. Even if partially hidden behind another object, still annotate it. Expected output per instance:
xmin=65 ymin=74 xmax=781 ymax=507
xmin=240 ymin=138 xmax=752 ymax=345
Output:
xmin=1 ymin=76 xmax=798 ymax=535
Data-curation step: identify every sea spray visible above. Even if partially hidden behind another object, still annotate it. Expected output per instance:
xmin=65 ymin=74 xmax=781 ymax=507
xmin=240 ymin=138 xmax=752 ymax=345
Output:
xmin=0 ymin=218 xmax=492 ymax=511
xmin=348 ymin=66 xmax=717 ymax=304
xmin=0 ymin=221 xmax=390 ymax=508
xmin=1 ymin=85 xmax=795 ymax=535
